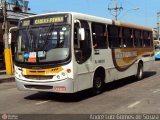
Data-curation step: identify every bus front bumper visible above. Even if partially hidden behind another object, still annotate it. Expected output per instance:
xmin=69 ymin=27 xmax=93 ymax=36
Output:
xmin=15 ymin=77 xmax=75 ymax=93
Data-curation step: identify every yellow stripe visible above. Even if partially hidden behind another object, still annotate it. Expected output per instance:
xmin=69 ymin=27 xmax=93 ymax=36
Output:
xmin=112 ymin=48 xmax=154 ymax=71
xmin=22 ymin=67 xmax=63 ymax=76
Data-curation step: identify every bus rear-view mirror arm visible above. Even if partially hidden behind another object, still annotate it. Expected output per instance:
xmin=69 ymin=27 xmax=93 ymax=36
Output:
xmin=79 ymin=28 xmax=85 ymax=41
xmin=74 ymin=19 xmax=85 ymax=41
xmin=8 ymin=27 xmax=17 ymax=45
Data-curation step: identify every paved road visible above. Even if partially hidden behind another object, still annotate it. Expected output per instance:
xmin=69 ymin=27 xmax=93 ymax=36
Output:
xmin=0 ymin=61 xmax=160 ymax=115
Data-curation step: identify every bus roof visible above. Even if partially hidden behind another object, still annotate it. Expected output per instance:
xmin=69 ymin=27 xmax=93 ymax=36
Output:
xmin=114 ymin=20 xmax=152 ymax=31
xmin=19 ymin=12 xmax=113 ymax=25
xmin=20 ymin=12 xmax=152 ymax=31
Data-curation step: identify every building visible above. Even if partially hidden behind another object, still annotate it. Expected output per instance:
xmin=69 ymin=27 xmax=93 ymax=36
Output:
xmin=153 ymin=28 xmax=158 ymax=40
xmin=0 ymin=0 xmax=34 ymax=68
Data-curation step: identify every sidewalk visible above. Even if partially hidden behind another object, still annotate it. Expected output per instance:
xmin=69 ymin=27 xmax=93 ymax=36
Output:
xmin=0 ymin=70 xmax=15 ymax=84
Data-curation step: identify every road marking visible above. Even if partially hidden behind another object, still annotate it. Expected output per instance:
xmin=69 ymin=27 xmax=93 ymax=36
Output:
xmin=35 ymin=100 xmax=50 ymax=105
xmin=150 ymin=74 xmax=160 ymax=80
xmin=153 ymin=89 xmax=160 ymax=93
xmin=7 ymin=88 xmax=17 ymax=91
xmin=128 ymin=101 xmax=141 ymax=108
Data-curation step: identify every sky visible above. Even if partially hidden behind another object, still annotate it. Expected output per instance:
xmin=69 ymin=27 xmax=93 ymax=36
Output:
xmin=28 ymin=0 xmax=160 ymax=28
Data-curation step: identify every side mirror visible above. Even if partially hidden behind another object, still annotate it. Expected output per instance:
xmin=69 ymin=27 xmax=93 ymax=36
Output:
xmin=8 ymin=33 xmax=12 ymax=45
xmin=79 ymin=28 xmax=85 ymax=41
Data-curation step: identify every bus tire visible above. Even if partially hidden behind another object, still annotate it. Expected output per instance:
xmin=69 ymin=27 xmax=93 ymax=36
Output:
xmin=136 ymin=63 xmax=143 ymax=80
xmin=92 ymin=75 xmax=104 ymax=95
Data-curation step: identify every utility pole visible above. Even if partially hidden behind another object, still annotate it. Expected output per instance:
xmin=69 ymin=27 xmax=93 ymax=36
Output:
xmin=2 ymin=0 xmax=14 ymax=75
xmin=157 ymin=12 xmax=160 ymax=40
xmin=108 ymin=0 xmax=123 ymax=20
xmin=113 ymin=0 xmax=118 ymax=20
xmin=2 ymin=0 xmax=8 ymax=48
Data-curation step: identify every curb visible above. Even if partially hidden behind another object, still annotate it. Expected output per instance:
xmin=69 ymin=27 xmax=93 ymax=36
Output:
xmin=0 ymin=70 xmax=6 ymax=75
xmin=0 ymin=76 xmax=15 ymax=84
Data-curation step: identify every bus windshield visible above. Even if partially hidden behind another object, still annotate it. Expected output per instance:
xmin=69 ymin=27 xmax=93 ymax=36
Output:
xmin=15 ymin=24 xmax=70 ymax=63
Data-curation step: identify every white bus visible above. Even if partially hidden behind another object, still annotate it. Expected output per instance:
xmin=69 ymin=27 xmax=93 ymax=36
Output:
xmin=14 ymin=12 xmax=154 ymax=94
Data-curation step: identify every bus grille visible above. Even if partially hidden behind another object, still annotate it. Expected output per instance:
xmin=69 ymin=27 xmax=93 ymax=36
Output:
xmin=23 ymin=75 xmax=53 ymax=80
xmin=25 ymin=85 xmax=53 ymax=89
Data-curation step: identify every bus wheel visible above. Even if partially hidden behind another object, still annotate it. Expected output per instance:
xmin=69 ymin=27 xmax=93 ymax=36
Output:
xmin=136 ymin=63 xmax=143 ymax=80
xmin=92 ymin=75 xmax=104 ymax=95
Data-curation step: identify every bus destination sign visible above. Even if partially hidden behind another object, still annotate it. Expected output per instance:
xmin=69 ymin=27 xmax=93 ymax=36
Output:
xmin=21 ymin=15 xmax=68 ymax=27
xmin=34 ymin=16 xmax=64 ymax=25
xmin=22 ymin=20 xmax=30 ymax=27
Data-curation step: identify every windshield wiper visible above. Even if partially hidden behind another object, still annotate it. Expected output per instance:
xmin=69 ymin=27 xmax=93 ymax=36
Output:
xmin=39 ymin=23 xmax=55 ymax=51
xmin=24 ymin=27 xmax=33 ymax=51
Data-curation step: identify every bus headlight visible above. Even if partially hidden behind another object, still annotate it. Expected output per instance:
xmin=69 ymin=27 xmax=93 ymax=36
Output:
xmin=56 ymin=71 xmax=67 ymax=80
xmin=57 ymin=75 xmax=60 ymax=79
xmin=15 ymin=71 xmax=22 ymax=78
xmin=14 ymin=66 xmax=23 ymax=79
xmin=62 ymin=72 xmax=66 ymax=76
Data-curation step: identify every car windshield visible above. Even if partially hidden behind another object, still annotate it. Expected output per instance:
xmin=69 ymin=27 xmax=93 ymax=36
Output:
xmin=15 ymin=25 xmax=70 ymax=63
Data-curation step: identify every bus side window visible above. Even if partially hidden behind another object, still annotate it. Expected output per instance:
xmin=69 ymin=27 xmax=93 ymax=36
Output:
xmin=134 ymin=30 xmax=142 ymax=48
xmin=108 ymin=25 xmax=121 ymax=48
xmin=91 ymin=22 xmax=107 ymax=49
xmin=143 ymin=31 xmax=151 ymax=47
xmin=74 ymin=20 xmax=91 ymax=64
xmin=149 ymin=32 xmax=153 ymax=47
xmin=74 ymin=28 xmax=79 ymax=49
xmin=122 ymin=27 xmax=133 ymax=48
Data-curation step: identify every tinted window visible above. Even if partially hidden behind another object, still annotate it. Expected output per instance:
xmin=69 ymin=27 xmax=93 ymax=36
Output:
xmin=91 ymin=23 xmax=107 ymax=49
xmin=134 ymin=30 xmax=142 ymax=47
xmin=74 ymin=20 xmax=91 ymax=64
xmin=143 ymin=31 xmax=151 ymax=47
xmin=122 ymin=28 xmax=133 ymax=47
xmin=108 ymin=25 xmax=121 ymax=48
